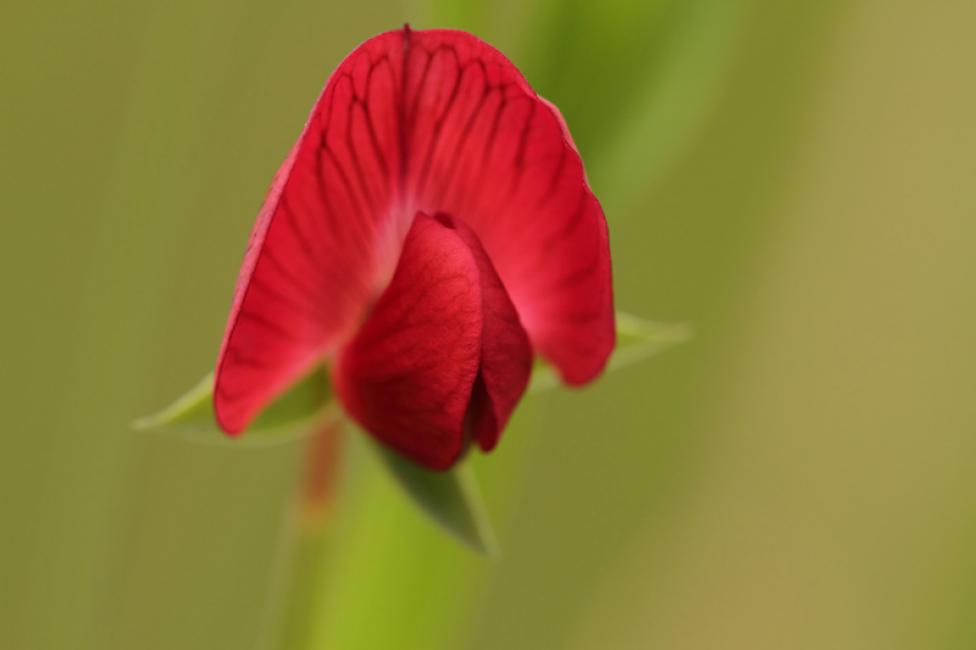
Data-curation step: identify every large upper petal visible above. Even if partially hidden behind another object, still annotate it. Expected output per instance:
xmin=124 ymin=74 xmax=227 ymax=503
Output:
xmin=334 ymin=212 xmax=532 ymax=470
xmin=214 ymin=27 xmax=613 ymax=433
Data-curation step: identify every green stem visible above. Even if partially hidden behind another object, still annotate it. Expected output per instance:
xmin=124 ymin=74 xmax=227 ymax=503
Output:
xmin=267 ymin=421 xmax=345 ymax=650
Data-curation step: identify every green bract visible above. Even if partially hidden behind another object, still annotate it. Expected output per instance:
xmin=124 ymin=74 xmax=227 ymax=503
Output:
xmin=134 ymin=312 xmax=687 ymax=552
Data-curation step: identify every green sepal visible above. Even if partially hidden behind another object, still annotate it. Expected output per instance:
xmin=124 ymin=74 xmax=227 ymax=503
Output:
xmin=528 ymin=312 xmax=691 ymax=393
xmin=371 ymin=443 xmax=499 ymax=555
xmin=133 ymin=368 xmax=332 ymax=446
xmin=134 ymin=312 xmax=685 ymax=447
xmin=133 ymin=312 xmax=686 ymax=552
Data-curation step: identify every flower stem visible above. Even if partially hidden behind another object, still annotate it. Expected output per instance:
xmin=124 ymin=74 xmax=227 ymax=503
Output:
xmin=262 ymin=419 xmax=345 ymax=650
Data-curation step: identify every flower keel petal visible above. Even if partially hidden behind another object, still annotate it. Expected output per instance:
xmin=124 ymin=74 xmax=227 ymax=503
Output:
xmin=335 ymin=212 xmax=531 ymax=470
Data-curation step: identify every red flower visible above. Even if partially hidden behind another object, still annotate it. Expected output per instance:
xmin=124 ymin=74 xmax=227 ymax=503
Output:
xmin=214 ymin=27 xmax=614 ymax=469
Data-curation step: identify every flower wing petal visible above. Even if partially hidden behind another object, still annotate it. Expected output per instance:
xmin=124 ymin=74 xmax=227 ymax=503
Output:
xmin=334 ymin=213 xmax=531 ymax=470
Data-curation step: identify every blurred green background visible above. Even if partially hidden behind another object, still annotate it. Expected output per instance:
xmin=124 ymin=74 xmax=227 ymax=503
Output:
xmin=3 ymin=0 xmax=975 ymax=648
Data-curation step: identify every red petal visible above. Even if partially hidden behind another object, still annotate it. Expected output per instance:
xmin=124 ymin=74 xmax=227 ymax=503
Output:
xmin=400 ymin=30 xmax=615 ymax=385
xmin=214 ymin=33 xmax=409 ymax=432
xmin=334 ymin=213 xmax=531 ymax=470
xmin=215 ymin=27 xmax=612 ymax=432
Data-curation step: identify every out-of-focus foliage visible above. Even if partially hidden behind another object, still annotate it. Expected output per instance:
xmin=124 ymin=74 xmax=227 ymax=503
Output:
xmin=2 ymin=1 xmax=975 ymax=649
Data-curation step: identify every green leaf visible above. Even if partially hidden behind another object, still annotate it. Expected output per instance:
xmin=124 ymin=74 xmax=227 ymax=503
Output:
xmin=133 ymin=368 xmax=332 ymax=447
xmin=528 ymin=312 xmax=691 ymax=393
xmin=371 ymin=443 xmax=499 ymax=556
